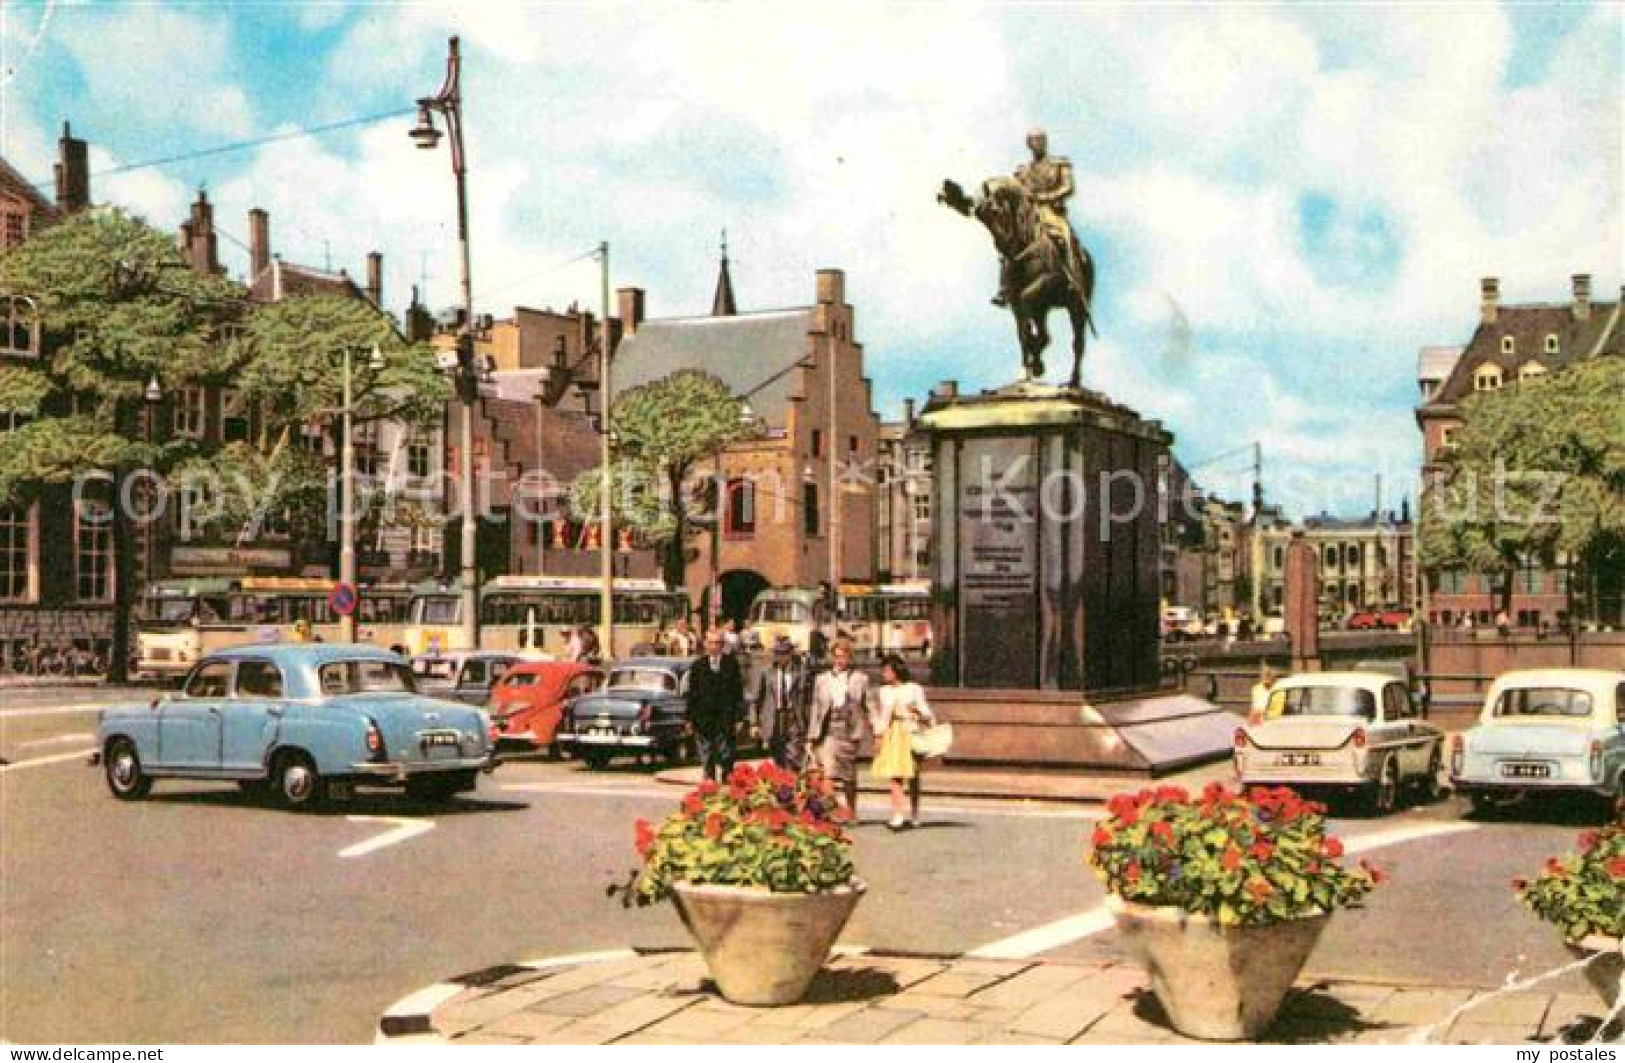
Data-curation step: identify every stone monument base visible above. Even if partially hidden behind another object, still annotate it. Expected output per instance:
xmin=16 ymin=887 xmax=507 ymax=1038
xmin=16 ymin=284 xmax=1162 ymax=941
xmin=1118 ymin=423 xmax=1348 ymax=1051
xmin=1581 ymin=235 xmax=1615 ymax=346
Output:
xmin=924 ymin=685 xmax=1242 ymax=774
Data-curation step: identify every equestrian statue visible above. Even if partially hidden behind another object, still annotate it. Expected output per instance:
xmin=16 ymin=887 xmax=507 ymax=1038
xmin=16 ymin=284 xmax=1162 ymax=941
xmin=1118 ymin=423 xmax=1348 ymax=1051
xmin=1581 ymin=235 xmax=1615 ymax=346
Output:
xmin=939 ymin=128 xmax=1096 ymax=388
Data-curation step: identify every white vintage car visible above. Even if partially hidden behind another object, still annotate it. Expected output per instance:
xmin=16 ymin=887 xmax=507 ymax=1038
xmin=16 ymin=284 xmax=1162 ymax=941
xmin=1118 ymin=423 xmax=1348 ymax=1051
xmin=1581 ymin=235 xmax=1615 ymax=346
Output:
xmin=1233 ymin=671 xmax=1445 ymax=814
xmin=1449 ymin=668 xmax=1625 ymax=817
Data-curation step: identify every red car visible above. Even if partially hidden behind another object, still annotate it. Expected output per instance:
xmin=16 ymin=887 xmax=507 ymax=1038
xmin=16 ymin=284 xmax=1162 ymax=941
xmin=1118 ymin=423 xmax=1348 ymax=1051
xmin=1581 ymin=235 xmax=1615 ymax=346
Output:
xmin=489 ymin=661 xmax=604 ymax=754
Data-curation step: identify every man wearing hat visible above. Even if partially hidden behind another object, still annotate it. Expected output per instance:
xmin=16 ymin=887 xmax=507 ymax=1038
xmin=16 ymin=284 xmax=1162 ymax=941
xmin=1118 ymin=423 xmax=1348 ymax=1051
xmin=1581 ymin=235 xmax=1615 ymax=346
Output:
xmin=751 ymin=636 xmax=811 ymax=771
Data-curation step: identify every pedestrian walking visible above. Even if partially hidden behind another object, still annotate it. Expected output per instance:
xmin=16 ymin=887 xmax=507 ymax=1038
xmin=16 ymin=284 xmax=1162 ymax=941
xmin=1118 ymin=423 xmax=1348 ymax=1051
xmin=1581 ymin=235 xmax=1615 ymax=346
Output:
xmin=577 ymin=625 xmax=601 ymax=664
xmin=807 ymin=638 xmax=869 ymax=818
xmin=1250 ymin=664 xmax=1279 ymax=720
xmin=721 ymin=617 xmax=742 ymax=656
xmin=688 ymin=628 xmax=745 ymax=783
xmin=665 ymin=616 xmax=696 ymax=657
xmin=752 ymin=636 xmax=810 ymax=771
xmin=565 ymin=627 xmax=585 ymax=661
xmin=870 ymin=654 xmax=935 ymax=830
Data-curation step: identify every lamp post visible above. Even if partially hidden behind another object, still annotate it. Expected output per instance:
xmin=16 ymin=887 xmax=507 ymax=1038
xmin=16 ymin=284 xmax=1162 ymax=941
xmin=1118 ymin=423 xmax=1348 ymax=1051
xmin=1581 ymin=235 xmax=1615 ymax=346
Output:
xmin=143 ymin=374 xmax=161 ymax=592
xmin=411 ymin=35 xmax=480 ymax=650
xmin=339 ymin=344 xmax=385 ymax=643
xmin=598 ymin=242 xmax=614 ymax=656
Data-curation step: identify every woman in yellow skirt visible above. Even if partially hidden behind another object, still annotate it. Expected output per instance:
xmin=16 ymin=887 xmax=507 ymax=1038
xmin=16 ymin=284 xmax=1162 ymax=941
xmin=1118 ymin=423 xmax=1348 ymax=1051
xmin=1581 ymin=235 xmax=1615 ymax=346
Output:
xmin=870 ymin=655 xmax=934 ymax=831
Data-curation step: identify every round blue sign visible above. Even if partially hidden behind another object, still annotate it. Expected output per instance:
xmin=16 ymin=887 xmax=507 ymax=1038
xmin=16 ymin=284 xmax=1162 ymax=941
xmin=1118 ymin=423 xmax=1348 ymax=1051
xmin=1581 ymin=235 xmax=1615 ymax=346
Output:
xmin=330 ymin=582 xmax=359 ymax=617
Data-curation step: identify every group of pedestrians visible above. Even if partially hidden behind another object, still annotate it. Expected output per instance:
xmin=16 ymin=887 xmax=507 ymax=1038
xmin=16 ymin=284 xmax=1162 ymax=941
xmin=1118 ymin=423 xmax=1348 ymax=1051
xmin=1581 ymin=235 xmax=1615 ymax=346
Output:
xmin=683 ymin=627 xmax=940 ymax=830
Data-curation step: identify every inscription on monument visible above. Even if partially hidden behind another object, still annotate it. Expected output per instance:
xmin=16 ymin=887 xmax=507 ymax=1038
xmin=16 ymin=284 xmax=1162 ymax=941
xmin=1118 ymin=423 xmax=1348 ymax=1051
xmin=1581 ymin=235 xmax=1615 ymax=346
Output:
xmin=959 ymin=437 xmax=1038 ymax=688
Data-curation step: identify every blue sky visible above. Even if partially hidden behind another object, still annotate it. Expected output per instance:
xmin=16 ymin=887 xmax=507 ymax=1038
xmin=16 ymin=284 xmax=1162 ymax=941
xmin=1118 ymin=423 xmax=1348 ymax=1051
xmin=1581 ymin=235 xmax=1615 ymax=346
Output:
xmin=2 ymin=1 xmax=1619 ymax=518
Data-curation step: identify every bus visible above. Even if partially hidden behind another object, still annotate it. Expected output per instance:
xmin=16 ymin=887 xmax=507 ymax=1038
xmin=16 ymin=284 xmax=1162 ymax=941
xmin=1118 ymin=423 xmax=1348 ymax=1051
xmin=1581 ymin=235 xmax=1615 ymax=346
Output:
xmin=744 ymin=583 xmax=932 ymax=661
xmin=134 ymin=577 xmax=417 ymax=681
xmin=402 ymin=576 xmax=690 ymax=661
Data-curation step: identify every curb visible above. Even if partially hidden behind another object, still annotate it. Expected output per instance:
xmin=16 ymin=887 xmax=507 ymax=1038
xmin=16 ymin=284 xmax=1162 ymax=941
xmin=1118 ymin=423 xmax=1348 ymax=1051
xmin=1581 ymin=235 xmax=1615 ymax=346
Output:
xmin=375 ymin=945 xmax=881 ymax=1045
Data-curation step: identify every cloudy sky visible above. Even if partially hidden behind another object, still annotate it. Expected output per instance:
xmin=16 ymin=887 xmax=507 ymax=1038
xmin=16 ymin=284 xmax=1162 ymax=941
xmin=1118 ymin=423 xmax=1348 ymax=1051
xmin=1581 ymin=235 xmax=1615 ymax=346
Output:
xmin=2 ymin=1 xmax=1619 ymax=517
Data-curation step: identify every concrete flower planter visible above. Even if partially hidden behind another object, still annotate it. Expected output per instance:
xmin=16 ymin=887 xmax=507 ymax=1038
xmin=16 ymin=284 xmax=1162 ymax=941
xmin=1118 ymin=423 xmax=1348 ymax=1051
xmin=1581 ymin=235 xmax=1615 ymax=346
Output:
xmin=671 ymin=880 xmax=866 ymax=1006
xmin=1569 ymin=934 xmax=1623 ymax=1011
xmin=1108 ymin=896 xmax=1330 ymax=1041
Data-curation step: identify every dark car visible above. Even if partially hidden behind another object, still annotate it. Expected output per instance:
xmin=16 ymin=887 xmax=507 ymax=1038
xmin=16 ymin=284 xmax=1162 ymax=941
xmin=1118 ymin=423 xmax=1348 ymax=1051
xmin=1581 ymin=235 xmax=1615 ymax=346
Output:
xmin=555 ymin=657 xmax=692 ymax=769
xmin=410 ymin=651 xmax=521 ymax=705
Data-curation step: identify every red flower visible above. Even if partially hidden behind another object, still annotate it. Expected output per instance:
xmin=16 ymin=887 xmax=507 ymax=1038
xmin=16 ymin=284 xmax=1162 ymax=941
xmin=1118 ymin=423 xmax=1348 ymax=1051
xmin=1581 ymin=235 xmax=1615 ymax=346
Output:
xmin=1246 ymin=876 xmax=1274 ymax=901
xmin=1248 ymin=840 xmax=1275 ymax=862
xmin=1578 ymin=830 xmax=1600 ymax=854
xmin=1322 ymin=837 xmax=1345 ymax=859
xmin=1151 ymin=821 xmax=1176 ymax=846
xmin=1092 ymin=825 xmax=1115 ymax=848
xmin=681 ymin=793 xmax=703 ymax=815
xmin=1511 ymin=877 xmax=1529 ymax=891
xmin=1606 ymin=857 xmax=1625 ymax=879
xmin=635 ymin=818 xmax=656 ymax=857
xmin=1125 ymin=859 xmax=1142 ymax=883
xmin=1154 ymin=785 xmax=1190 ymax=805
xmin=704 ymin=814 xmax=726 ymax=840
xmin=1360 ymin=858 xmax=1387 ymax=884
xmin=697 ymin=780 xmax=719 ymax=796
xmin=1222 ymin=847 xmax=1243 ymax=872
xmin=1545 ymin=857 xmax=1564 ymax=875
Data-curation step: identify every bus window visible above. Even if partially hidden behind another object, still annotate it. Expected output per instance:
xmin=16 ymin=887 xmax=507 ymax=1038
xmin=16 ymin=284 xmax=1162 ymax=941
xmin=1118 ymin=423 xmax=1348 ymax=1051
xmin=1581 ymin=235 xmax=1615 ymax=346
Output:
xmin=420 ymin=597 xmax=461 ymax=625
xmin=846 ymin=597 xmax=884 ymax=623
xmin=888 ymin=598 xmax=928 ymax=622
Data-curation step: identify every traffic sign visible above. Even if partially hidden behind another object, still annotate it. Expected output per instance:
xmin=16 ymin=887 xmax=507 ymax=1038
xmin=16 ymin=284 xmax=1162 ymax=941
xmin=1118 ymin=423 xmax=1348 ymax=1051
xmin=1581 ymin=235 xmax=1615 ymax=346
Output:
xmin=330 ymin=582 xmax=359 ymax=617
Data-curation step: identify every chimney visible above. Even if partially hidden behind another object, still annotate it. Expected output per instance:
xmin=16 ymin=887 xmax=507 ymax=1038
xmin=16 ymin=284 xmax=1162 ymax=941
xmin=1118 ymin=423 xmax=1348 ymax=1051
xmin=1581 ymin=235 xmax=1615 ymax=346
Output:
xmin=365 ymin=251 xmax=383 ymax=307
xmin=617 ymin=287 xmax=645 ymax=335
xmin=903 ymin=398 xmax=916 ymax=425
xmin=53 ymin=122 xmax=89 ymax=214
xmin=1571 ymin=273 xmax=1591 ymax=321
xmin=183 ymin=189 xmax=220 ymax=276
xmin=1480 ymin=277 xmax=1499 ymax=324
xmin=248 ymin=208 xmax=270 ymax=279
xmin=816 ymin=268 xmax=845 ymax=306
xmin=933 ymin=379 xmax=958 ymax=400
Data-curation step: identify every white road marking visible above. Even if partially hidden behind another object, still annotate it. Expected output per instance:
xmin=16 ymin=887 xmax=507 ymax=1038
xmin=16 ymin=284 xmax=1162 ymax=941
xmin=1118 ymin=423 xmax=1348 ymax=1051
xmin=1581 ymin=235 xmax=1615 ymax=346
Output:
xmin=967 ymin=818 xmax=1481 ymax=960
xmin=16 ymin=732 xmax=93 ymax=748
xmin=339 ymin=816 xmax=436 ymax=858
xmin=0 ymin=703 xmax=115 ymax=717
xmin=0 ymin=748 xmax=95 ymax=774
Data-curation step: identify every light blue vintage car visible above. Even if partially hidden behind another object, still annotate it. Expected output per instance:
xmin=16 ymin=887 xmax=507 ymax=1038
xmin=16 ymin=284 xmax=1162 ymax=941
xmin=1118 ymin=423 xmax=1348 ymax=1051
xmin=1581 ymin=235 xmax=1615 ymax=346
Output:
xmin=94 ymin=644 xmax=497 ymax=808
xmin=1450 ymin=668 xmax=1625 ymax=816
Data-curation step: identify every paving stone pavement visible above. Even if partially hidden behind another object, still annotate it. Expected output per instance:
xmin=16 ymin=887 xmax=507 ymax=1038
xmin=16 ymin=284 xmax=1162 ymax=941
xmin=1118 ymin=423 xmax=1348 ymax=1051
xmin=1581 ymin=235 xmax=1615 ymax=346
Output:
xmin=382 ymin=948 xmax=1623 ymax=1046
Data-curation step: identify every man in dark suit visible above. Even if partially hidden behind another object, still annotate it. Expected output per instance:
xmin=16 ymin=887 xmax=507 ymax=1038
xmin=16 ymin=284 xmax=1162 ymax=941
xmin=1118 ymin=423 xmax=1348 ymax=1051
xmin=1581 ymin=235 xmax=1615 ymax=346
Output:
xmin=687 ymin=627 xmax=745 ymax=782
xmin=751 ymin=637 xmax=810 ymax=771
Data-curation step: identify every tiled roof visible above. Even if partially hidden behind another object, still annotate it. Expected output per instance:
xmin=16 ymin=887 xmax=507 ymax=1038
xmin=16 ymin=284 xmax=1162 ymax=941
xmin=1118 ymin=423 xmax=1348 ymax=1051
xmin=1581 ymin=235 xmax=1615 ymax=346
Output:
xmin=609 ymin=308 xmax=816 ymax=427
xmin=0 ymin=156 xmax=57 ymax=222
xmin=1435 ymin=297 xmax=1622 ymax=403
xmin=248 ymin=259 xmax=373 ymax=305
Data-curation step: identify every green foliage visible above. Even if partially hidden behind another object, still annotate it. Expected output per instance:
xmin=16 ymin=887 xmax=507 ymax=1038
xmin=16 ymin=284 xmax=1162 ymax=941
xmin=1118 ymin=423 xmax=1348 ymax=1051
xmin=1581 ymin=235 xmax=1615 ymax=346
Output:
xmin=168 ymin=442 xmax=330 ymax=543
xmin=1089 ymin=784 xmax=1383 ymax=927
xmin=0 ymin=416 xmax=143 ymax=501
xmin=1419 ymin=356 xmax=1625 ymax=587
xmin=567 ymin=458 xmax=676 ymax=541
xmin=0 ymin=365 xmax=51 ymax=415
xmin=1514 ymin=815 xmax=1625 ymax=943
xmin=620 ymin=762 xmax=855 ymax=906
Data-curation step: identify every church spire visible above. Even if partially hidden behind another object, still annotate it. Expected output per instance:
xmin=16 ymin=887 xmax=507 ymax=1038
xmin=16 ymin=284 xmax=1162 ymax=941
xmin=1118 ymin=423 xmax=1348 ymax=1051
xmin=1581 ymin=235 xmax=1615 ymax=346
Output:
xmin=711 ymin=228 xmax=737 ymax=317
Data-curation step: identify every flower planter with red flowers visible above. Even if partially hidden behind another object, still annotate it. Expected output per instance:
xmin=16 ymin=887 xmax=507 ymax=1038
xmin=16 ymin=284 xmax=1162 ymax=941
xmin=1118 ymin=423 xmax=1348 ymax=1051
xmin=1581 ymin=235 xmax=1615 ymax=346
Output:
xmin=1513 ymin=817 xmax=1625 ymax=1009
xmin=1090 ymin=784 xmax=1384 ymax=1041
xmin=616 ymin=762 xmax=862 ymax=1006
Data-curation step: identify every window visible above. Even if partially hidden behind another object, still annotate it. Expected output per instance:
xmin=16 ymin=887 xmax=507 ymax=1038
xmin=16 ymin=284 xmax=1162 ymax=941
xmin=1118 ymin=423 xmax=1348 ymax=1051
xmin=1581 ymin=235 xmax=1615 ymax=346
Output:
xmin=1273 ymin=546 xmax=1284 ymax=568
xmin=319 ymin=659 xmax=417 ymax=695
xmin=1519 ymin=360 xmax=1547 ymax=382
xmin=553 ymin=335 xmax=567 ymax=367
xmin=0 ymin=505 xmax=35 ymax=601
xmin=1440 ymin=426 xmax=1458 ymax=450
xmin=408 ymin=439 xmax=432 ymax=478
xmin=1499 ymin=336 xmax=1515 ymax=355
xmin=811 ymin=429 xmax=823 ymax=458
xmin=726 ymin=477 xmax=756 ymax=536
xmin=0 ymin=203 xmax=27 ymax=251
xmin=185 ymin=661 xmax=233 ymax=699
xmin=1544 ymin=334 xmax=1559 ymax=355
xmin=1 ymin=294 xmax=40 ymax=357
xmin=1491 ymin=687 xmax=1593 ymax=719
xmin=1345 ymin=544 xmax=1361 ymax=567
xmin=1473 ymin=364 xmax=1503 ymax=391
xmin=1518 ymin=559 xmax=1543 ymax=593
xmin=848 ymin=435 xmax=859 ymax=454
xmin=803 ymin=482 xmax=820 ymax=536
xmin=912 ymin=492 xmax=931 ymax=522
xmin=1323 ymin=546 xmax=1338 ymax=569
xmin=235 ymin=661 xmax=284 ymax=698
xmin=75 ymin=500 xmax=113 ymax=603
xmin=220 ymin=389 xmax=250 ymax=442
xmin=1383 ymin=684 xmax=1412 ymax=720
xmin=172 ymin=387 xmax=207 ymax=438
xmin=1268 ymin=685 xmax=1375 ymax=719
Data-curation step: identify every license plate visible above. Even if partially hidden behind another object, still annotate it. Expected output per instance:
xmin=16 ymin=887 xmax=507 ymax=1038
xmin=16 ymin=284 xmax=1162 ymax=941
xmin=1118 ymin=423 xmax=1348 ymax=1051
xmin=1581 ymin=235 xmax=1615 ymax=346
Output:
xmin=579 ymin=731 xmax=620 ymax=745
xmin=1277 ymin=752 xmax=1321 ymax=767
xmin=419 ymin=731 xmax=461 ymax=748
xmin=1500 ymin=762 xmax=1550 ymax=779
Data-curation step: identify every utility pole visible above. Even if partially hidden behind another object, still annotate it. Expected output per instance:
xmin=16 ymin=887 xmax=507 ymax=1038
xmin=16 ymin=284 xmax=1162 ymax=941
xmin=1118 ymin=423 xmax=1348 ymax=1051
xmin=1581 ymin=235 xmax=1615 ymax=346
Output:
xmin=828 ymin=332 xmax=840 ymax=597
xmin=1250 ymin=440 xmax=1264 ymax=625
xmin=598 ymin=241 xmax=614 ymax=656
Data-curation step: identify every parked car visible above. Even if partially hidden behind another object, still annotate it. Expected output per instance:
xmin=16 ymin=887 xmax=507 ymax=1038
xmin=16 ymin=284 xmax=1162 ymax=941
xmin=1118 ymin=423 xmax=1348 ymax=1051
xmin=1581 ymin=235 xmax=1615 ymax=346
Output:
xmin=1449 ymin=668 xmax=1625 ymax=816
xmin=489 ymin=660 xmax=604 ymax=754
xmin=1234 ymin=670 xmax=1445 ymax=814
xmin=411 ymin=651 xmax=521 ymax=705
xmin=555 ymin=657 xmax=693 ymax=769
xmin=93 ymin=644 xmax=497 ymax=808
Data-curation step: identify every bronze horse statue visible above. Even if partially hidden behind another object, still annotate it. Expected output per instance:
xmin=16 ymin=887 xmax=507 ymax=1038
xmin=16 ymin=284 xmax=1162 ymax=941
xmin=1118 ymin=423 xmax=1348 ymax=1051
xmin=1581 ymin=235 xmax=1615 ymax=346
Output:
xmin=939 ymin=177 xmax=1096 ymax=388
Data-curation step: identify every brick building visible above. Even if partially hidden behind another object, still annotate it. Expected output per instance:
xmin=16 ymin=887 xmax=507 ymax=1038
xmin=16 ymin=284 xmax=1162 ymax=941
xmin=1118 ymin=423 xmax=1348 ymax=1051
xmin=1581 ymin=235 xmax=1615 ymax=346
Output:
xmin=609 ymin=262 xmax=880 ymax=621
xmin=1416 ymin=274 xmax=1623 ymax=628
xmin=875 ymin=399 xmax=932 ymax=584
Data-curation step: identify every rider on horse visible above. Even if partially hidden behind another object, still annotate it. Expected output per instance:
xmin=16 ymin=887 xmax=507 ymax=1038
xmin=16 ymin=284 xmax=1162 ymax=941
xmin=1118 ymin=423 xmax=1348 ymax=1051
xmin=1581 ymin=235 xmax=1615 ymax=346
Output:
xmin=993 ymin=128 xmax=1088 ymax=308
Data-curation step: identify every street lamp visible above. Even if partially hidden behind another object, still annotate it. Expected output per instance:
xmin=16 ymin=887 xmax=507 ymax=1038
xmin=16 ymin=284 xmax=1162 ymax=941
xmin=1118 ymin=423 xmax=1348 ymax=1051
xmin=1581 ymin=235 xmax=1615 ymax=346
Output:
xmin=412 ymin=35 xmax=480 ymax=651
xmin=339 ymin=344 xmax=385 ymax=643
xmin=143 ymin=374 xmax=162 ymax=592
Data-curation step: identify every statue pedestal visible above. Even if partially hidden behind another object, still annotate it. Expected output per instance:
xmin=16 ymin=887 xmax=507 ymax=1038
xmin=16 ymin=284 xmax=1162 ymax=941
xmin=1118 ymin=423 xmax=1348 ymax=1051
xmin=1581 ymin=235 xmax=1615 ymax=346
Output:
xmin=919 ymin=380 xmax=1239 ymax=772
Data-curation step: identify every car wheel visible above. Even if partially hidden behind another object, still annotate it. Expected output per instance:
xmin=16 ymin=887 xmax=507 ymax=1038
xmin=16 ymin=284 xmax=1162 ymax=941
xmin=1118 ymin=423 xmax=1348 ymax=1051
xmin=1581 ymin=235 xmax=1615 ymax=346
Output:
xmin=1369 ymin=756 xmax=1401 ymax=816
xmin=583 ymin=751 xmax=612 ymax=770
xmin=273 ymin=751 xmax=326 ymax=810
xmin=1418 ymin=747 xmax=1444 ymax=803
xmin=104 ymin=739 xmax=152 ymax=801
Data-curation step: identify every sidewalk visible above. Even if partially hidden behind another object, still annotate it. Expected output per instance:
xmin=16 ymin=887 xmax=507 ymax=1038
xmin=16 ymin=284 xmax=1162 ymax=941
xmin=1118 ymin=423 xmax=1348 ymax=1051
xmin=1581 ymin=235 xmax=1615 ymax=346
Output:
xmin=653 ymin=759 xmax=1235 ymax=804
xmin=378 ymin=948 xmax=1618 ymax=1046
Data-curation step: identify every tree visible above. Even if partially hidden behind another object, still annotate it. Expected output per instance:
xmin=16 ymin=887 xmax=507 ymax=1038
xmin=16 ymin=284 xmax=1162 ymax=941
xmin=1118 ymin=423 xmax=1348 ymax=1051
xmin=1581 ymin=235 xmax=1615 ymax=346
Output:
xmin=0 ymin=209 xmax=240 ymax=680
xmin=170 ymin=293 xmax=449 ymax=545
xmin=1419 ymin=355 xmax=1624 ymax=623
xmin=569 ymin=370 xmax=755 ymax=588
